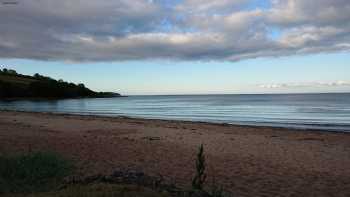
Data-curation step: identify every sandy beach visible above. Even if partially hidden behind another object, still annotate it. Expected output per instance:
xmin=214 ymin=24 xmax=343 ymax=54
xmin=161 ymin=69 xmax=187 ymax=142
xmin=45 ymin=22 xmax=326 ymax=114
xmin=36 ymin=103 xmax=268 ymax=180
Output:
xmin=0 ymin=110 xmax=349 ymax=197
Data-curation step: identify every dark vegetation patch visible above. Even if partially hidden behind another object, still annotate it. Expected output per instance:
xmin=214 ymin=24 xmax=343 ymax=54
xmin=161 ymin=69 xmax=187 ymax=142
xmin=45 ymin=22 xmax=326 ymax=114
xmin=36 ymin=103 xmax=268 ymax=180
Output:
xmin=0 ymin=151 xmax=72 ymax=194
xmin=0 ymin=68 xmax=120 ymax=99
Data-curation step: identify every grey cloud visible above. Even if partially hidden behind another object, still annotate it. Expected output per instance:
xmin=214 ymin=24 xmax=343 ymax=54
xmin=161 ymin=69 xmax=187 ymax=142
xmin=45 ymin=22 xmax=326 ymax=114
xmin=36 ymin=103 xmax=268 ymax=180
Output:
xmin=0 ymin=0 xmax=350 ymax=62
xmin=268 ymin=0 xmax=350 ymax=26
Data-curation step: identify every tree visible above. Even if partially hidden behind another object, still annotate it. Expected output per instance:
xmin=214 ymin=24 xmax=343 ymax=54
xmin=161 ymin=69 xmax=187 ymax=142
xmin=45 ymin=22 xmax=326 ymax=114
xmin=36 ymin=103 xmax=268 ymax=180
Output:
xmin=7 ymin=69 xmax=17 ymax=75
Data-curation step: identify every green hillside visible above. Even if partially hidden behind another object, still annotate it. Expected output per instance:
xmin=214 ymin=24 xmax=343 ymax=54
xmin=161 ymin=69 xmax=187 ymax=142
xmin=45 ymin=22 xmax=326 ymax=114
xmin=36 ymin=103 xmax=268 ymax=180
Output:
xmin=0 ymin=68 xmax=120 ymax=99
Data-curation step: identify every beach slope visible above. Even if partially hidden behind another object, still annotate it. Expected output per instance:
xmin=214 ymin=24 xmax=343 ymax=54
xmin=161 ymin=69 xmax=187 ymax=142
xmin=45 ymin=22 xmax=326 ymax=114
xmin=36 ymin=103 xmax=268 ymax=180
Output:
xmin=0 ymin=111 xmax=349 ymax=196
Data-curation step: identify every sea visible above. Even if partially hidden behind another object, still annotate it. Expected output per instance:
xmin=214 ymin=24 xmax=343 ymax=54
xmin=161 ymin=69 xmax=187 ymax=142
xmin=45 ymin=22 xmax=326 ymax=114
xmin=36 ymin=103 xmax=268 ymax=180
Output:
xmin=0 ymin=93 xmax=350 ymax=132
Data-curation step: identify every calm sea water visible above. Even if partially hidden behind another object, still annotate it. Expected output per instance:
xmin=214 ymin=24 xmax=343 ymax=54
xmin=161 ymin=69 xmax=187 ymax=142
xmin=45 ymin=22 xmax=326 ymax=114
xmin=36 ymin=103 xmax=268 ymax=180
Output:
xmin=1 ymin=93 xmax=350 ymax=132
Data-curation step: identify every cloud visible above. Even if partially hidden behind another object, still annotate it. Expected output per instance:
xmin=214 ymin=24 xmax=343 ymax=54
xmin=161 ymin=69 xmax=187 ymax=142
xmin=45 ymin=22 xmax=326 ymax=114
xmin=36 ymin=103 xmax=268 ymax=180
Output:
xmin=0 ymin=0 xmax=350 ymax=62
xmin=268 ymin=0 xmax=350 ymax=26
xmin=259 ymin=81 xmax=350 ymax=89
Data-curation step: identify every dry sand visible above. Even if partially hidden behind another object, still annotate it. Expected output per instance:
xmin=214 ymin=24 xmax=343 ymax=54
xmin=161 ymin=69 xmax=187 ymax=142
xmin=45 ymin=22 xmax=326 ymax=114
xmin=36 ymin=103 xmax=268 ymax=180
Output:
xmin=0 ymin=111 xmax=349 ymax=197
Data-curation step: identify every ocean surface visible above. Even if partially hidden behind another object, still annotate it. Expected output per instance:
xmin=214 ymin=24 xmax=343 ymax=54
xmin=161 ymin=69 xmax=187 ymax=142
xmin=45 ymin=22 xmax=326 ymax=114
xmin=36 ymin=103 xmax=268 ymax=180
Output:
xmin=0 ymin=93 xmax=350 ymax=132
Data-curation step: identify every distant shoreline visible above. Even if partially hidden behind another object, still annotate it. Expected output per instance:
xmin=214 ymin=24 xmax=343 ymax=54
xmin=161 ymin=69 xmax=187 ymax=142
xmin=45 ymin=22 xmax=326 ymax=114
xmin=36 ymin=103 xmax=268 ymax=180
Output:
xmin=0 ymin=95 xmax=126 ymax=101
xmin=0 ymin=68 xmax=122 ymax=99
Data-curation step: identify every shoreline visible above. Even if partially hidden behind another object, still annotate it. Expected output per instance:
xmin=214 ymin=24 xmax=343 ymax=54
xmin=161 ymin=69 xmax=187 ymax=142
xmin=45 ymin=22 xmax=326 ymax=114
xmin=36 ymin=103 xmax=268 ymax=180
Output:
xmin=1 ymin=110 xmax=349 ymax=196
xmin=1 ymin=109 xmax=349 ymax=134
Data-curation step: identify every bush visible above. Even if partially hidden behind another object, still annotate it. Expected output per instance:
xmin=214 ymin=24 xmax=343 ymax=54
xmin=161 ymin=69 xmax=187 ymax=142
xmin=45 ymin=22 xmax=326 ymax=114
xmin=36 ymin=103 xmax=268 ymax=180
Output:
xmin=0 ymin=152 xmax=72 ymax=194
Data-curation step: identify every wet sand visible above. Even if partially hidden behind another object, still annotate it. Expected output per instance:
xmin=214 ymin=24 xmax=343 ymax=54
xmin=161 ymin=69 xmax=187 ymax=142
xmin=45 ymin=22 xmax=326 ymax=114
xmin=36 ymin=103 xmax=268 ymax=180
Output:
xmin=0 ymin=111 xmax=349 ymax=196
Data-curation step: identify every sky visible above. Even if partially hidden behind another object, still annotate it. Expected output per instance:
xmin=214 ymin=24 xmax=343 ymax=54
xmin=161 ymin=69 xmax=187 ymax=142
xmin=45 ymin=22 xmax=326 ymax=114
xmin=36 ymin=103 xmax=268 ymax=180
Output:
xmin=0 ymin=0 xmax=350 ymax=95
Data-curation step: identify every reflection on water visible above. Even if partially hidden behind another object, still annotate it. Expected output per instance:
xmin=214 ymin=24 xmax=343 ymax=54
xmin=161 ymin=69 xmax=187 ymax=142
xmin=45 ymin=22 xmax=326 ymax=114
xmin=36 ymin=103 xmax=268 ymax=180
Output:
xmin=1 ymin=93 xmax=350 ymax=132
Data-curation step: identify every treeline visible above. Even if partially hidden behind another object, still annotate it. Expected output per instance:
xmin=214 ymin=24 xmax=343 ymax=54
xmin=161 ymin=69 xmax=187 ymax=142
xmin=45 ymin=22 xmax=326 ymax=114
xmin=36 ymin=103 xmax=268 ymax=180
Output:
xmin=0 ymin=68 xmax=120 ymax=99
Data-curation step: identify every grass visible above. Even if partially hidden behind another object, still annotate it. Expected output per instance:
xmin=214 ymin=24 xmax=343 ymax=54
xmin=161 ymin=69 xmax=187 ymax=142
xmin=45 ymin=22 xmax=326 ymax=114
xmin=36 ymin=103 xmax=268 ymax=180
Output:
xmin=0 ymin=152 xmax=72 ymax=194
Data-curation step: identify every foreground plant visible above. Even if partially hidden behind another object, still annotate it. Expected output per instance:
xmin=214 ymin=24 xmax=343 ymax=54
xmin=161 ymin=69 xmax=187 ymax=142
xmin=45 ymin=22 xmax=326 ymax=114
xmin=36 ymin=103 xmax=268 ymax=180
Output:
xmin=192 ymin=144 xmax=207 ymax=191
xmin=191 ymin=144 xmax=228 ymax=197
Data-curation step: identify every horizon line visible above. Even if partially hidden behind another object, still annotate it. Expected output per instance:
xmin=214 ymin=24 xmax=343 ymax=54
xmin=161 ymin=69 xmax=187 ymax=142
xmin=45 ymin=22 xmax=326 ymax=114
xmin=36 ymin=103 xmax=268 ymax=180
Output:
xmin=124 ymin=92 xmax=350 ymax=97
